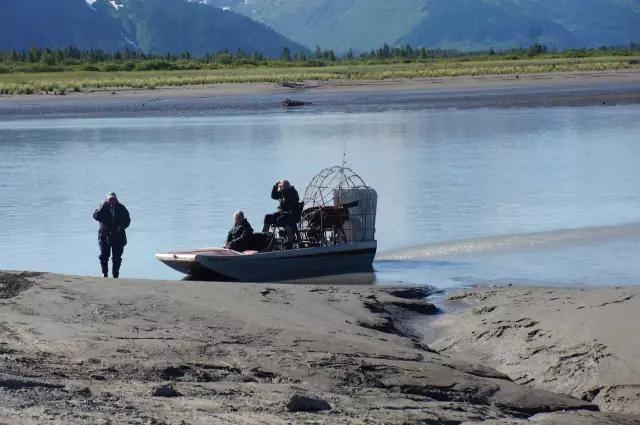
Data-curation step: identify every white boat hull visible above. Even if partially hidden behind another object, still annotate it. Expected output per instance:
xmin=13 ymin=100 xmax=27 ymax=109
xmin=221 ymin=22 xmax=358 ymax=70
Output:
xmin=156 ymin=241 xmax=377 ymax=282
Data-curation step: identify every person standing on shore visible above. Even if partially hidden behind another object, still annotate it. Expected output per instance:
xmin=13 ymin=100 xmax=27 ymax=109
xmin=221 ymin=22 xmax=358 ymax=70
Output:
xmin=93 ymin=192 xmax=131 ymax=278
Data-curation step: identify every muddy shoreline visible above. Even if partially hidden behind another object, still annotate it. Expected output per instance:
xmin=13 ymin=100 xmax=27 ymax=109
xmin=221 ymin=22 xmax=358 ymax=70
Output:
xmin=1 ymin=271 xmax=639 ymax=423
xmin=1 ymin=70 xmax=640 ymax=120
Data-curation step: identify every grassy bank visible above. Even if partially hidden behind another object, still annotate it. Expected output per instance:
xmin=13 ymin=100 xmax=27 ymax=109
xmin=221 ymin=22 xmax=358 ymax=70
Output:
xmin=1 ymin=55 xmax=639 ymax=95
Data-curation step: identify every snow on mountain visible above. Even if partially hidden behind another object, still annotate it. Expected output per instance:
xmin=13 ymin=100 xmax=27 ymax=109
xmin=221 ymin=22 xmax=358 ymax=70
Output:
xmin=85 ymin=0 xmax=123 ymax=11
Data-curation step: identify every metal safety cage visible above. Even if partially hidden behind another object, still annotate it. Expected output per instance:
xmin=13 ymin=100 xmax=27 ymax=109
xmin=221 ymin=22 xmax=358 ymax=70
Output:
xmin=300 ymin=166 xmax=377 ymax=247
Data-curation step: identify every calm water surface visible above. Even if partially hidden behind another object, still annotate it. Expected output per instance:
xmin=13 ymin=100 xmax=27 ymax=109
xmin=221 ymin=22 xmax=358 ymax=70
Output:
xmin=1 ymin=105 xmax=640 ymax=287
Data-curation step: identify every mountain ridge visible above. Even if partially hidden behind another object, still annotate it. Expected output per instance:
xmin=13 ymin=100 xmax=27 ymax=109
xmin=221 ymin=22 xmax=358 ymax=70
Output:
xmin=3 ymin=0 xmax=639 ymax=56
xmin=0 ymin=0 xmax=307 ymax=57
xmin=206 ymin=0 xmax=640 ymax=53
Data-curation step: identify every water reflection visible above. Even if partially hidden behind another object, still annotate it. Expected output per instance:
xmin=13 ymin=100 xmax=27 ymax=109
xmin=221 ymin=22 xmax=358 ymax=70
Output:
xmin=1 ymin=105 xmax=640 ymax=286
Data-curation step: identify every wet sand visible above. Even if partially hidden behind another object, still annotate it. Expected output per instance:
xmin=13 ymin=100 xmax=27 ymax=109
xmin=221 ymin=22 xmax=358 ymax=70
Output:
xmin=1 ymin=271 xmax=639 ymax=424
xmin=1 ymin=70 xmax=640 ymax=119
xmin=431 ymin=285 xmax=640 ymax=417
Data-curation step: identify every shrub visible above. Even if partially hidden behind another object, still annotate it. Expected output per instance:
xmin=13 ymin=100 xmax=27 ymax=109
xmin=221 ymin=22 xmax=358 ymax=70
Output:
xmin=303 ymin=59 xmax=325 ymax=67
xmin=527 ymin=44 xmax=548 ymax=57
xmin=23 ymin=64 xmax=64 ymax=72
xmin=134 ymin=60 xmax=177 ymax=71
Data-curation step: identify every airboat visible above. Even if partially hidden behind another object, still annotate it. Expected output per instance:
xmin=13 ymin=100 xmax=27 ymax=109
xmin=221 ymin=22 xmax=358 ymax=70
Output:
xmin=155 ymin=166 xmax=378 ymax=281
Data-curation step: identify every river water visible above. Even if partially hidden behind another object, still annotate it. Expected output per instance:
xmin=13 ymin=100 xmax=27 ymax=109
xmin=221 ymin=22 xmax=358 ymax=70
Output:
xmin=1 ymin=105 xmax=640 ymax=287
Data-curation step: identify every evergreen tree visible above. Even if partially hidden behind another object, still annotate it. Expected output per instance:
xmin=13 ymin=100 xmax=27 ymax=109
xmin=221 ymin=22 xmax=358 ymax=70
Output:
xmin=281 ymin=46 xmax=292 ymax=61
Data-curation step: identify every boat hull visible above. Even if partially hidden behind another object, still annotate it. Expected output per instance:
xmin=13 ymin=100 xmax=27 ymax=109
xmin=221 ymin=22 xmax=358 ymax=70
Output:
xmin=156 ymin=241 xmax=377 ymax=282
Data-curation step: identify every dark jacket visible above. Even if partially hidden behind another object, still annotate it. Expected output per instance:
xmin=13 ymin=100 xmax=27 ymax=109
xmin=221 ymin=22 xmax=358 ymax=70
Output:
xmin=227 ymin=218 xmax=253 ymax=246
xmin=93 ymin=202 xmax=131 ymax=246
xmin=271 ymin=184 xmax=300 ymax=216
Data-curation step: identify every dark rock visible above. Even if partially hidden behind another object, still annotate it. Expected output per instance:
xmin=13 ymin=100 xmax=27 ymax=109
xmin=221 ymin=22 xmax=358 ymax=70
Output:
xmin=385 ymin=287 xmax=434 ymax=300
xmin=582 ymin=386 xmax=604 ymax=402
xmin=286 ymin=393 xmax=331 ymax=412
xmin=76 ymin=386 xmax=93 ymax=397
xmin=195 ymin=371 xmax=215 ymax=382
xmin=0 ymin=272 xmax=40 ymax=299
xmin=363 ymin=300 xmax=388 ymax=314
xmin=390 ymin=300 xmax=438 ymax=315
xmin=358 ymin=316 xmax=401 ymax=336
xmin=251 ymin=368 xmax=278 ymax=380
xmin=0 ymin=375 xmax=64 ymax=390
xmin=151 ymin=384 xmax=181 ymax=398
xmin=281 ymin=98 xmax=312 ymax=107
xmin=160 ymin=365 xmax=188 ymax=380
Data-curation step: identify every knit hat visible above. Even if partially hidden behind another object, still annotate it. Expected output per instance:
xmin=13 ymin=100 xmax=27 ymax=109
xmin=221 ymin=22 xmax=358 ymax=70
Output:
xmin=106 ymin=192 xmax=117 ymax=200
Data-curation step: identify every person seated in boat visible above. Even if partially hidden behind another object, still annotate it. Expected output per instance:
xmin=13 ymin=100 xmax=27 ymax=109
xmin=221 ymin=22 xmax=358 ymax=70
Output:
xmin=262 ymin=179 xmax=301 ymax=247
xmin=225 ymin=210 xmax=253 ymax=252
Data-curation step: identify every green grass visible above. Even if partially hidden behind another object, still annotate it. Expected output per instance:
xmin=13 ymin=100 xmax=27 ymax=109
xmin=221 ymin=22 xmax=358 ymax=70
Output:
xmin=1 ymin=56 xmax=639 ymax=95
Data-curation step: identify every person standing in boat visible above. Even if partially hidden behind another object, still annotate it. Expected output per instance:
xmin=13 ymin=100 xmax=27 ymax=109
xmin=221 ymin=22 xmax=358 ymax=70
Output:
xmin=93 ymin=192 xmax=131 ymax=278
xmin=225 ymin=210 xmax=253 ymax=252
xmin=262 ymin=180 xmax=301 ymax=247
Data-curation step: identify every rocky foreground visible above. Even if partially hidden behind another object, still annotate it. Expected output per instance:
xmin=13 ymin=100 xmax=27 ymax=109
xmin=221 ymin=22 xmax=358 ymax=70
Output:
xmin=0 ymin=272 xmax=638 ymax=424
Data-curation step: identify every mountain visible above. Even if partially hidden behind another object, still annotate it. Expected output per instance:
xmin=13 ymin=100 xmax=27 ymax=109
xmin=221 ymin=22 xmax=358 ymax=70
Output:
xmin=4 ymin=0 xmax=638 ymax=56
xmin=398 ymin=0 xmax=581 ymax=51
xmin=0 ymin=0 xmax=307 ymax=57
xmin=0 ymin=0 xmax=128 ymax=51
xmin=200 ymin=0 xmax=427 ymax=54
xmin=206 ymin=0 xmax=640 ymax=52
xmin=115 ymin=0 xmax=307 ymax=56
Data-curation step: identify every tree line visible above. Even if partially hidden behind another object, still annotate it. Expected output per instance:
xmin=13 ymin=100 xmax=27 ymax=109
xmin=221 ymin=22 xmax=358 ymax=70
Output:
xmin=1 ymin=42 xmax=639 ymax=73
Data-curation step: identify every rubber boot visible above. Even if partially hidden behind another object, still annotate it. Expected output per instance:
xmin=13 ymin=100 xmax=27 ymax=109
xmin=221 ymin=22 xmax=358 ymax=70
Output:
xmin=112 ymin=260 xmax=121 ymax=279
xmin=101 ymin=261 xmax=109 ymax=278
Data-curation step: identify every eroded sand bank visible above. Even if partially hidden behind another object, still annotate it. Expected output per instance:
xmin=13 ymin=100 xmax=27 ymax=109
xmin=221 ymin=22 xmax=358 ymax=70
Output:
xmin=0 ymin=271 xmax=638 ymax=424
xmin=431 ymin=285 xmax=640 ymax=417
